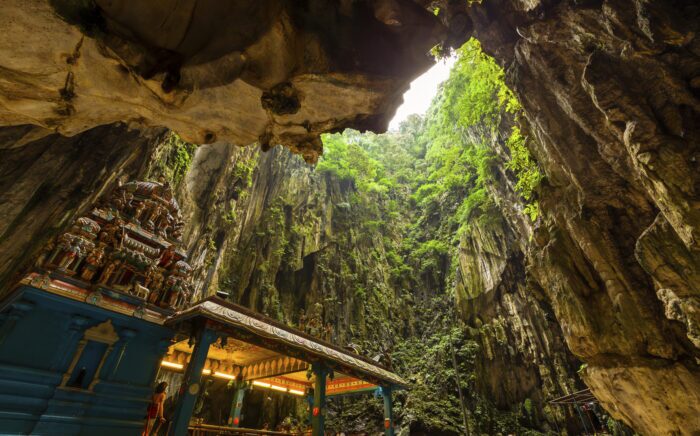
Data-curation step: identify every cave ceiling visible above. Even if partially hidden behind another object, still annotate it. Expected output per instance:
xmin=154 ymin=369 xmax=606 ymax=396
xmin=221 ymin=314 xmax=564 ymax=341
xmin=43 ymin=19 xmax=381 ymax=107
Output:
xmin=0 ymin=0 xmax=452 ymax=162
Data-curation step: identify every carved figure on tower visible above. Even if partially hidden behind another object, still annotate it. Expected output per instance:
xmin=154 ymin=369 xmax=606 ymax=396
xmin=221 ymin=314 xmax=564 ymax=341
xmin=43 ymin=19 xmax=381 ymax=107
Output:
xmin=80 ymin=244 xmax=106 ymax=281
xmin=35 ymin=178 xmax=196 ymax=311
xmin=98 ymin=258 xmax=122 ymax=285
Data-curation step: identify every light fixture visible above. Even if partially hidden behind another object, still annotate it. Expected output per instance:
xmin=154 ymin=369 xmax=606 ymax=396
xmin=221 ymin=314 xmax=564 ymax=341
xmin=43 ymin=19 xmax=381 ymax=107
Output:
xmin=270 ymin=385 xmax=287 ymax=392
xmin=252 ymin=381 xmax=271 ymax=388
xmin=202 ymin=369 xmax=212 ymax=375
xmin=161 ymin=361 xmax=184 ymax=370
xmin=289 ymin=389 xmax=305 ymax=396
xmin=213 ymin=372 xmax=236 ymax=380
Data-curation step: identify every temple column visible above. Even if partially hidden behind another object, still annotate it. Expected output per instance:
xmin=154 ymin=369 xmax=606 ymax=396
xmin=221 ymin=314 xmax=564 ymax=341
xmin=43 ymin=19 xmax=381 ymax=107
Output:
xmin=168 ymin=327 xmax=217 ymax=436
xmin=228 ymin=381 xmax=246 ymax=427
xmin=311 ymin=362 xmax=329 ymax=436
xmin=381 ymin=386 xmax=395 ymax=436
xmin=229 ymin=387 xmax=245 ymax=427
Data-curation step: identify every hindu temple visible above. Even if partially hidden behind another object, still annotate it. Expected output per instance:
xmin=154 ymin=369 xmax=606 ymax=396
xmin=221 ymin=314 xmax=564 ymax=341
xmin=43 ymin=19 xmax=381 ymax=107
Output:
xmin=0 ymin=180 xmax=404 ymax=435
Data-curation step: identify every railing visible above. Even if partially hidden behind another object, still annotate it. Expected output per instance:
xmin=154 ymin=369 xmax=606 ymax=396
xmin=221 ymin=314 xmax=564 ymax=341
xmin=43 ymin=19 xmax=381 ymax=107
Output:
xmin=188 ymin=423 xmax=309 ymax=436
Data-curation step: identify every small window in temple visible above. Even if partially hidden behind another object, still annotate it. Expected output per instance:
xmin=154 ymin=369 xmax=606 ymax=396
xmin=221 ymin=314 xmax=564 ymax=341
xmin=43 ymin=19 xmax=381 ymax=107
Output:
xmin=67 ymin=341 xmax=109 ymax=389
xmin=62 ymin=320 xmax=120 ymax=391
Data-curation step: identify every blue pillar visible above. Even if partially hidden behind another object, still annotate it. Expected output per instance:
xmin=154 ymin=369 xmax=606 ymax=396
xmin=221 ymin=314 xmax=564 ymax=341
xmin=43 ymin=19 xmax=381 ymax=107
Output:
xmin=382 ymin=386 xmax=395 ymax=436
xmin=148 ymin=338 xmax=174 ymax=385
xmin=168 ymin=327 xmax=217 ymax=436
xmin=228 ymin=382 xmax=246 ymax=427
xmin=311 ymin=362 xmax=329 ymax=436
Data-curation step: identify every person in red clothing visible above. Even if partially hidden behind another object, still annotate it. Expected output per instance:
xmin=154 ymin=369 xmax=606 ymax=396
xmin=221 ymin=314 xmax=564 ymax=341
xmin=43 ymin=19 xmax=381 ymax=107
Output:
xmin=144 ymin=381 xmax=168 ymax=435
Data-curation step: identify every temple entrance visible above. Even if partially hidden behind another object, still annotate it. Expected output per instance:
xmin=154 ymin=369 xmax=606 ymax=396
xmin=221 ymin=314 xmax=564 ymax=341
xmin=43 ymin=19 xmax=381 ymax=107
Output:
xmin=153 ymin=297 xmax=405 ymax=436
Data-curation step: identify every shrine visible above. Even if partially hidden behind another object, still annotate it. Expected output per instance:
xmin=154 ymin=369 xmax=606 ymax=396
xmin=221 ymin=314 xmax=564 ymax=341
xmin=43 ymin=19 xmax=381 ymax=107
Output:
xmin=0 ymin=180 xmax=406 ymax=436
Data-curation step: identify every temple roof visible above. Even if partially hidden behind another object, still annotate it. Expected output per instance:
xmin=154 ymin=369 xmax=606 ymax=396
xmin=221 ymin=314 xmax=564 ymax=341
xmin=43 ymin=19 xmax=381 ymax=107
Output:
xmin=120 ymin=180 xmax=181 ymax=216
xmin=166 ymin=297 xmax=408 ymax=390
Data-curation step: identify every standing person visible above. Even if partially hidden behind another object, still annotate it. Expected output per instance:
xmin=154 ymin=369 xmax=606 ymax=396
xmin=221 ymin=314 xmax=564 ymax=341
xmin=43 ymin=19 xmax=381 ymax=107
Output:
xmin=144 ymin=381 xmax=168 ymax=435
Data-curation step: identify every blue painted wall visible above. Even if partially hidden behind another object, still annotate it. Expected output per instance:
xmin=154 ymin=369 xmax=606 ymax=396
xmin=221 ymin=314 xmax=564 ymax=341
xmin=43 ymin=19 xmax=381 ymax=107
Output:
xmin=0 ymin=286 xmax=173 ymax=435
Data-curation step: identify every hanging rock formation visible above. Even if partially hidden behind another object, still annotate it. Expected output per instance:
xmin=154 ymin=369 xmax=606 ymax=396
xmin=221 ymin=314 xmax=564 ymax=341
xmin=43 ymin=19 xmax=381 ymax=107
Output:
xmin=0 ymin=0 xmax=442 ymax=162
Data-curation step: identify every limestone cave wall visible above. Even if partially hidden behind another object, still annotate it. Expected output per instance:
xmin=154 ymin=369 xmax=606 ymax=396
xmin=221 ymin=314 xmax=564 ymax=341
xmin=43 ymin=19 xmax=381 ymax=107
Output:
xmin=148 ymin=133 xmax=592 ymax=433
xmin=449 ymin=0 xmax=700 ymax=433
xmin=454 ymin=212 xmax=583 ymax=432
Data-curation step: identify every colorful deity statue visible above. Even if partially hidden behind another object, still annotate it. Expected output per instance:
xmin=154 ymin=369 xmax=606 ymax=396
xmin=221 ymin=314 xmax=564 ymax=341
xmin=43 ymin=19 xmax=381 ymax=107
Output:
xmin=158 ymin=245 xmax=176 ymax=269
xmin=155 ymin=211 xmax=172 ymax=238
xmin=57 ymin=235 xmax=93 ymax=272
xmin=80 ymin=244 xmax=106 ymax=281
xmin=144 ymin=264 xmax=162 ymax=291
xmin=99 ymin=218 xmax=124 ymax=248
xmin=39 ymin=216 xmax=101 ymax=274
xmin=98 ymin=258 xmax=122 ymax=285
xmin=56 ymin=236 xmax=82 ymax=270
xmin=151 ymin=271 xmax=165 ymax=294
xmin=71 ymin=217 xmax=101 ymax=238
xmin=148 ymin=282 xmax=163 ymax=305
xmin=158 ymin=260 xmax=193 ymax=309
xmin=166 ymin=279 xmax=187 ymax=310
xmin=131 ymin=200 xmax=147 ymax=223
xmin=111 ymin=188 xmax=133 ymax=212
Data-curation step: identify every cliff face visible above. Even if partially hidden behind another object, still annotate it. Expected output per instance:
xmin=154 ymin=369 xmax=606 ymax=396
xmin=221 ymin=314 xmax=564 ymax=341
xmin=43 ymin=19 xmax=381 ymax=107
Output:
xmin=169 ymin=144 xmax=407 ymax=348
xmin=454 ymin=213 xmax=582 ymax=432
xmin=146 ymin=122 xmax=590 ymax=433
xmin=455 ymin=0 xmax=700 ymax=433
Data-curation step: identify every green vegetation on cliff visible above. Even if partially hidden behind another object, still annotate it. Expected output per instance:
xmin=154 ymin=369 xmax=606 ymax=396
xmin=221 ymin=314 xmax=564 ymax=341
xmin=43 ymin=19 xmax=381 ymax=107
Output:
xmin=311 ymin=39 xmax=547 ymax=434
xmin=147 ymin=132 xmax=198 ymax=187
xmin=208 ymin=38 xmax=557 ymax=434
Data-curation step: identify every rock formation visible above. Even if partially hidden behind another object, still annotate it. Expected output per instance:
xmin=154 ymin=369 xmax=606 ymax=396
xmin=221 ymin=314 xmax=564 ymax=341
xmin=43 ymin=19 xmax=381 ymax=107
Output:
xmin=452 ymin=0 xmax=700 ymax=433
xmin=0 ymin=0 xmax=442 ymax=162
xmin=134 ymin=126 xmax=590 ymax=432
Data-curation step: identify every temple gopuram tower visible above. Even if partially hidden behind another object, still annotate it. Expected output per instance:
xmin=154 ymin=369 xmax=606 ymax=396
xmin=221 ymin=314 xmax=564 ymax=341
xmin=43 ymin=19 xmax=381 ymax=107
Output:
xmin=0 ymin=179 xmax=195 ymax=434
